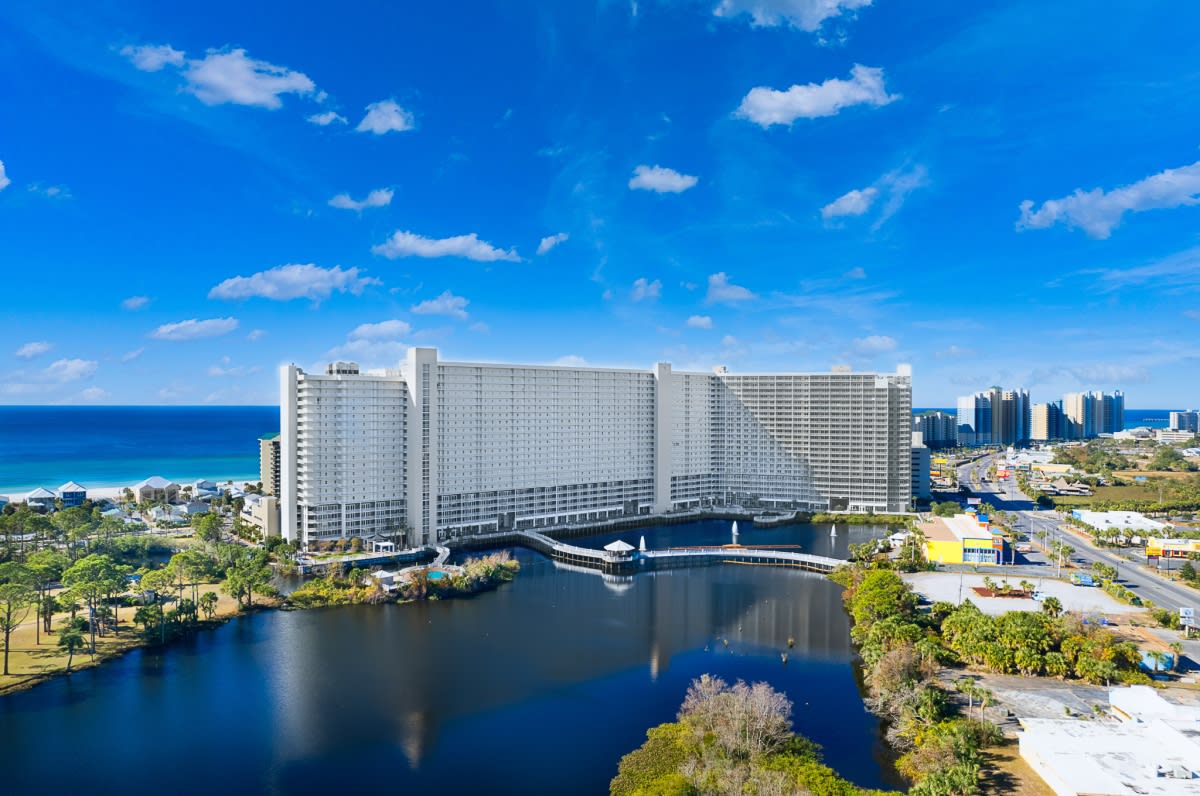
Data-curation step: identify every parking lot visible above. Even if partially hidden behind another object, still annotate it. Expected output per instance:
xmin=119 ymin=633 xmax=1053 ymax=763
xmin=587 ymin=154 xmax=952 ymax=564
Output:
xmin=902 ymin=571 xmax=1141 ymax=616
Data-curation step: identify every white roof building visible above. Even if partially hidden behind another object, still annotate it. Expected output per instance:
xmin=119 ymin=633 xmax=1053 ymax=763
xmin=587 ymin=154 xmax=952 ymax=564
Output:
xmin=1019 ymin=686 xmax=1200 ymax=795
xmin=1072 ymin=510 xmax=1169 ymax=535
xmin=26 ymin=487 xmax=56 ymax=504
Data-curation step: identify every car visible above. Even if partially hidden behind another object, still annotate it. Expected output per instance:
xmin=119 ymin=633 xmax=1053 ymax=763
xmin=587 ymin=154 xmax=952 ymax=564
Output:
xmin=1031 ymin=591 xmax=1046 ymax=602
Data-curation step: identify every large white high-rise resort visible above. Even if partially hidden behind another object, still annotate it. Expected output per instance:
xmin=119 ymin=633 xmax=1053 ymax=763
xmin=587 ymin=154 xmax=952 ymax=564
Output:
xmin=280 ymin=348 xmax=913 ymax=549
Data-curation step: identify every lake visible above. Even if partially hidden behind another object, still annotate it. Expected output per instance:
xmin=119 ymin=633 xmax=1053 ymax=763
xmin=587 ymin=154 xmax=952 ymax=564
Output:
xmin=0 ymin=520 xmax=899 ymax=795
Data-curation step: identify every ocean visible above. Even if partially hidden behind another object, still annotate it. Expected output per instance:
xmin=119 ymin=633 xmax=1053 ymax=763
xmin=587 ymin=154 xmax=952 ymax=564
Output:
xmin=0 ymin=405 xmax=278 ymax=494
xmin=913 ymin=407 xmax=1171 ymax=431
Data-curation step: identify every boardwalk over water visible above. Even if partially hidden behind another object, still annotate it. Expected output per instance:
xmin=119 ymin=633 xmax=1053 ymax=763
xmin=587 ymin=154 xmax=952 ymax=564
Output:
xmin=498 ymin=530 xmax=843 ymax=576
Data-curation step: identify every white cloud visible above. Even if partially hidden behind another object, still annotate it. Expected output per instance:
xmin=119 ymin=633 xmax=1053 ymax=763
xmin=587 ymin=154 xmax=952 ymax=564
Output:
xmin=77 ymin=386 xmax=110 ymax=403
xmin=372 ymin=231 xmax=520 ymax=262
xmin=27 ymin=183 xmax=71 ymax=199
xmin=713 ymin=0 xmax=872 ymax=31
xmin=411 ymin=291 xmax=469 ymax=319
xmin=821 ymin=187 xmax=878 ymax=219
xmin=120 ymin=43 xmax=185 ymax=72
xmin=322 ymin=338 xmax=408 ymax=368
xmin=468 ymin=322 xmax=490 ymax=333
xmin=15 ymin=341 xmax=53 ymax=359
xmin=43 ymin=358 xmax=98 ymax=382
xmin=121 ymin=348 xmax=145 ymax=362
xmin=307 ymin=110 xmax=347 ymax=126
xmin=356 ymin=99 xmax=415 ymax=135
xmin=686 ymin=315 xmax=713 ymax=329
xmin=537 ymin=232 xmax=569 ymax=255
xmin=1090 ymin=247 xmax=1200 ymax=292
xmin=843 ymin=266 xmax=867 ymax=279
xmin=0 ymin=161 xmax=11 ymax=191
xmin=553 ymin=355 xmax=587 ymax=367
xmin=246 ymin=329 xmax=267 ymax=341
xmin=628 ymin=164 xmax=698 ymax=193
xmin=935 ymin=345 xmax=975 ymax=359
xmin=351 ymin=319 xmax=412 ymax=339
xmin=736 ymin=64 xmax=898 ymax=127
xmin=631 ymin=277 xmax=662 ymax=301
xmin=182 ymin=48 xmax=316 ymax=108
xmin=852 ymin=334 xmax=897 ymax=355
xmin=328 ymin=188 xmax=393 ymax=211
xmin=822 ymin=165 xmax=928 ymax=228
xmin=1017 ymin=160 xmax=1200 ymax=239
xmin=1185 ymin=309 xmax=1200 ymax=321
xmin=207 ymin=356 xmax=260 ymax=377
xmin=209 ymin=264 xmax=380 ymax=302
xmin=122 ymin=295 xmax=150 ymax=311
xmin=150 ymin=317 xmax=239 ymax=341
xmin=706 ymin=272 xmax=756 ymax=304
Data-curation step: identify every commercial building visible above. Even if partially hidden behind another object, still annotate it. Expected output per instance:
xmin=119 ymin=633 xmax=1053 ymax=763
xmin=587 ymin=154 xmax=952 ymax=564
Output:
xmin=956 ymin=387 xmax=1029 ymax=446
xmin=1146 ymin=538 xmax=1200 ymax=561
xmin=280 ymin=349 xmax=913 ymax=548
xmin=1019 ymin=686 xmax=1200 ymax=795
xmin=56 ymin=481 xmax=87 ymax=508
xmin=1070 ymin=510 xmax=1167 ymax=537
xmin=259 ymin=432 xmax=281 ymax=496
xmin=919 ymin=511 xmax=1005 ymax=565
xmin=1169 ymin=410 xmax=1199 ymax=434
xmin=913 ymin=410 xmax=957 ymax=448
xmin=1156 ymin=430 xmax=1196 ymax=444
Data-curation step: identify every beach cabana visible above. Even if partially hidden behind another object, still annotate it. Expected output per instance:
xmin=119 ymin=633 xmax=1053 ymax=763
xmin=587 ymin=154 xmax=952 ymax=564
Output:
xmin=604 ymin=539 xmax=636 ymax=558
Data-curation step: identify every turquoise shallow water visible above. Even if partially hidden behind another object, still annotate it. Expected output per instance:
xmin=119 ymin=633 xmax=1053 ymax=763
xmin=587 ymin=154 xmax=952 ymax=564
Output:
xmin=0 ymin=405 xmax=278 ymax=492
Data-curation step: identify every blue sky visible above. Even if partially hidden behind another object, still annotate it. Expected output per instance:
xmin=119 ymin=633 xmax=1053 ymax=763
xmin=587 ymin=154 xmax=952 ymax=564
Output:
xmin=2 ymin=0 xmax=1199 ymax=407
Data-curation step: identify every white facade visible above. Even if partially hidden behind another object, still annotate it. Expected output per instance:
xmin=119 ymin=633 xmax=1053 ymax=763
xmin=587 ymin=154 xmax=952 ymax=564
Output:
xmin=280 ymin=348 xmax=913 ymax=548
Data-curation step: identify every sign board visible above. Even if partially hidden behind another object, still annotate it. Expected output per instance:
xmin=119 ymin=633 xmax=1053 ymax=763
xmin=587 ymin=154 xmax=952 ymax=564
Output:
xmin=966 ymin=497 xmax=982 ymax=506
xmin=1182 ymin=607 xmax=1196 ymax=628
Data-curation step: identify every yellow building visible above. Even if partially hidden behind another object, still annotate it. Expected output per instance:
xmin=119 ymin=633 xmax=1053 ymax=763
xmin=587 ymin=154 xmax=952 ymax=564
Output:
xmin=1146 ymin=538 xmax=1200 ymax=560
xmin=920 ymin=512 xmax=1005 ymax=565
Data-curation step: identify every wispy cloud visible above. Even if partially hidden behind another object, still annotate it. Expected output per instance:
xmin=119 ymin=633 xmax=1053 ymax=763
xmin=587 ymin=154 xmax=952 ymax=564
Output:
xmin=15 ymin=341 xmax=53 ymax=359
xmin=631 ymin=277 xmax=662 ymax=301
xmin=119 ymin=43 xmax=184 ymax=72
xmin=736 ymin=64 xmax=897 ymax=128
xmin=843 ymin=267 xmax=867 ymax=279
xmin=935 ymin=345 xmax=975 ymax=359
xmin=628 ymin=164 xmax=698 ymax=193
xmin=713 ymin=0 xmax=872 ymax=32
xmin=822 ymin=165 xmax=928 ymax=228
xmin=27 ymin=183 xmax=71 ymax=199
xmin=209 ymin=264 xmax=380 ymax=302
xmin=43 ymin=358 xmax=99 ymax=382
xmin=852 ymin=335 xmax=897 ymax=356
xmin=373 ymin=231 xmax=520 ymax=262
xmin=151 ymin=317 xmax=239 ymax=341
xmin=207 ymin=356 xmax=261 ymax=377
xmin=121 ymin=43 xmax=318 ymax=109
xmin=687 ymin=315 xmax=713 ymax=329
xmin=356 ymin=99 xmax=415 ymax=134
xmin=351 ymin=319 xmax=412 ymax=339
xmin=328 ymin=188 xmax=393 ymax=211
xmin=121 ymin=348 xmax=145 ymax=362
xmin=537 ymin=232 xmax=569 ymax=255
xmin=121 ymin=295 xmax=150 ymax=311
xmin=411 ymin=291 xmax=469 ymax=319
xmin=0 ymin=160 xmax=9 ymax=191
xmin=706 ymin=272 xmax=756 ymax=304
xmin=1018 ymin=160 xmax=1200 ymax=239
xmin=1090 ymin=247 xmax=1200 ymax=292
xmin=307 ymin=110 xmax=347 ymax=126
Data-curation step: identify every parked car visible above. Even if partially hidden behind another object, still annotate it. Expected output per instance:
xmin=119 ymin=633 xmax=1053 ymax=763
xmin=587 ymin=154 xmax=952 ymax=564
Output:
xmin=1031 ymin=590 xmax=1047 ymax=602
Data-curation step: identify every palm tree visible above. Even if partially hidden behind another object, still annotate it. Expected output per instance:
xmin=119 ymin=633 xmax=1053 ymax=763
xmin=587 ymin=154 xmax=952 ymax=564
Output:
xmin=1169 ymin=642 xmax=1184 ymax=673
xmin=58 ymin=627 xmax=85 ymax=673
xmin=1148 ymin=651 xmax=1171 ymax=674
xmin=1041 ymin=596 xmax=1063 ymax=618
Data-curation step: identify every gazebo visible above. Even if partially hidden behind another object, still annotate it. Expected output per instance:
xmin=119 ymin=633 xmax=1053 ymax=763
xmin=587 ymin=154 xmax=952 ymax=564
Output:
xmin=604 ymin=539 xmax=636 ymax=558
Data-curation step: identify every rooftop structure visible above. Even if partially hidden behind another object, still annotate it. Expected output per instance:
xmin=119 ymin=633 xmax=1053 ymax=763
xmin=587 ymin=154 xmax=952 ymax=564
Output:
xmin=919 ymin=512 xmax=1004 ymax=565
xmin=1071 ymin=510 xmax=1168 ymax=535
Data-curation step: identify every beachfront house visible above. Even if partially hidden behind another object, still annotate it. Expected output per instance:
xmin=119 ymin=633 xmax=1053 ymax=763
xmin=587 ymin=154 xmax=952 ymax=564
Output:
xmin=134 ymin=476 xmax=181 ymax=504
xmin=180 ymin=500 xmax=210 ymax=517
xmin=25 ymin=486 xmax=57 ymax=511
xmin=57 ymin=481 xmax=88 ymax=508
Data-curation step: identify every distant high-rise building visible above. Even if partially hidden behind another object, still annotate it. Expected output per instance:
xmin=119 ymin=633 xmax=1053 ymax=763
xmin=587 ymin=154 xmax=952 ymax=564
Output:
xmin=913 ymin=410 xmax=957 ymax=448
xmin=1030 ymin=401 xmax=1063 ymax=441
xmin=259 ymin=432 xmax=281 ymax=496
xmin=911 ymin=432 xmax=932 ymax=501
xmin=1169 ymin=410 xmax=1199 ymax=434
xmin=1062 ymin=391 xmax=1124 ymax=438
xmin=956 ymin=387 xmax=1029 ymax=446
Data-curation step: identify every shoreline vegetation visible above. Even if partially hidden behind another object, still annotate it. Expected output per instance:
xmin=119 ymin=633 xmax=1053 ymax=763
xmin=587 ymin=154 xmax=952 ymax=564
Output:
xmin=0 ymin=505 xmax=520 ymax=698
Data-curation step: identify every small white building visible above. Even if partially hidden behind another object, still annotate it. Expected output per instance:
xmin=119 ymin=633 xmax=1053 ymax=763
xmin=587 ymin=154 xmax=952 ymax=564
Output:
xmin=1072 ymin=510 xmax=1169 ymax=536
xmin=1019 ymin=686 xmax=1200 ymax=795
xmin=25 ymin=487 xmax=57 ymax=510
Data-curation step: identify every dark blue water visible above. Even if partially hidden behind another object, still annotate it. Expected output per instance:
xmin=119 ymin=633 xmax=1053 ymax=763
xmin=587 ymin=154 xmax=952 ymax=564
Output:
xmin=0 ymin=405 xmax=278 ymax=491
xmin=0 ymin=522 xmax=898 ymax=796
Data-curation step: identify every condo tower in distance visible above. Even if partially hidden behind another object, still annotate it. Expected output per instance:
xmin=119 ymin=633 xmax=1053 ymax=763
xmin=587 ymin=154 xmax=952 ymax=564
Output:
xmin=279 ymin=348 xmax=913 ymax=550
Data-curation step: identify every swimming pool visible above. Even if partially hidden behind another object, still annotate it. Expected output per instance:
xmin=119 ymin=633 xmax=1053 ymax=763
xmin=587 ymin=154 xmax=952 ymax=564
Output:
xmin=427 ymin=571 xmax=445 ymax=580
